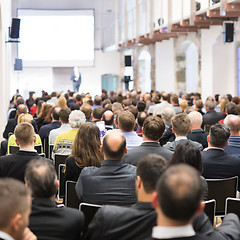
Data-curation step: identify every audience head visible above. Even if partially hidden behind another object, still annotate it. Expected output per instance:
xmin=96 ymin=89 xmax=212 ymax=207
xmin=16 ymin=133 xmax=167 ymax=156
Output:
xmin=102 ymin=130 xmax=126 ymax=160
xmin=171 ymin=113 xmax=190 ymax=136
xmin=14 ymin=122 xmax=36 ymax=148
xmin=25 ymin=159 xmax=57 ymax=199
xmin=51 ymin=107 xmax=60 ymax=121
xmin=69 ymin=103 xmax=80 ymax=111
xmin=59 ymin=108 xmax=71 ymax=124
xmin=102 ymin=99 xmax=111 ymax=109
xmin=143 ymin=116 xmax=165 ymax=141
xmin=161 ymin=107 xmax=175 ymax=122
xmin=136 ymin=154 xmax=166 ymax=196
xmin=188 ymin=111 xmax=203 ymax=130
xmin=75 ymin=94 xmax=82 ymax=103
xmin=169 ymin=141 xmax=203 ymax=173
xmin=16 ymin=97 xmax=25 ymax=106
xmin=205 ymin=100 xmax=215 ymax=111
xmin=195 ymin=99 xmax=203 ymax=110
xmin=58 ymin=96 xmax=68 ymax=109
xmin=38 ymin=104 xmax=53 ymax=123
xmin=144 ymin=93 xmax=151 ymax=103
xmin=112 ymin=102 xmax=123 ymax=114
xmin=118 ymin=110 xmax=135 ymax=132
xmin=153 ymin=164 xmax=202 ymax=224
xmin=170 ymin=94 xmax=179 ymax=105
xmin=179 ymin=100 xmax=188 ymax=112
xmin=94 ymin=95 xmax=102 ymax=106
xmin=69 ymin=110 xmax=86 ymax=129
xmin=102 ymin=110 xmax=114 ymax=126
xmin=226 ymin=102 xmax=238 ymax=115
xmin=224 ymin=114 xmax=240 ymax=136
xmin=17 ymin=113 xmax=33 ymax=124
xmin=122 ymin=99 xmax=132 ymax=109
xmin=0 ymin=178 xmax=31 ymax=240
xmin=137 ymin=101 xmax=146 ymax=112
xmin=232 ymin=96 xmax=240 ymax=105
xmin=137 ymin=111 xmax=148 ymax=127
xmin=80 ymin=104 xmax=92 ymax=120
xmin=208 ymin=123 xmax=230 ymax=148
xmin=128 ymin=105 xmax=138 ymax=119
xmin=92 ymin=107 xmax=104 ymax=120
xmin=17 ymin=104 xmax=28 ymax=116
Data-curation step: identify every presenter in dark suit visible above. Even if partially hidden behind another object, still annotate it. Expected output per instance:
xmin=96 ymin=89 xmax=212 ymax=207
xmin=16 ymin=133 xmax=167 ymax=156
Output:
xmin=70 ymin=67 xmax=81 ymax=92
xmin=26 ymin=159 xmax=84 ymax=240
xmin=124 ymin=116 xmax=173 ymax=166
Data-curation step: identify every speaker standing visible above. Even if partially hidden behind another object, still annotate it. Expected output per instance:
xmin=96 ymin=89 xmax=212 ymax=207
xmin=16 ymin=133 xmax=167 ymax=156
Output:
xmin=70 ymin=67 xmax=81 ymax=92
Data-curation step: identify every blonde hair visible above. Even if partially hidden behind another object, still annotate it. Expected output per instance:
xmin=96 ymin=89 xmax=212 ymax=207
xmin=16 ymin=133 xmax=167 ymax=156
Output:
xmin=58 ymin=96 xmax=67 ymax=109
xmin=179 ymin=100 xmax=188 ymax=111
xmin=17 ymin=113 xmax=33 ymax=124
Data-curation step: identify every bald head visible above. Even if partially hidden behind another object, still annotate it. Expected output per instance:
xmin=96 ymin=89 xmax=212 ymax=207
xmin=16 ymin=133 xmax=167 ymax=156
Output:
xmin=102 ymin=110 xmax=114 ymax=126
xmin=102 ymin=130 xmax=126 ymax=160
xmin=224 ymin=115 xmax=240 ymax=136
xmin=188 ymin=111 xmax=203 ymax=129
xmin=17 ymin=104 xmax=28 ymax=116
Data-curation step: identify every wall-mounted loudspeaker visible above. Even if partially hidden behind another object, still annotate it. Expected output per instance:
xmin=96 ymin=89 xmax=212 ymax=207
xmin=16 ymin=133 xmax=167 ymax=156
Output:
xmin=10 ymin=18 xmax=21 ymax=39
xmin=14 ymin=58 xmax=22 ymax=71
xmin=223 ymin=23 xmax=234 ymax=43
xmin=125 ymin=55 xmax=132 ymax=67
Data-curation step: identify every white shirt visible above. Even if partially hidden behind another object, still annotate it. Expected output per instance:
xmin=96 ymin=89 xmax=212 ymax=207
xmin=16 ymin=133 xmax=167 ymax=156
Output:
xmin=175 ymin=136 xmax=188 ymax=141
xmin=152 ymin=224 xmax=195 ymax=239
xmin=49 ymin=124 xmax=72 ymax=145
xmin=0 ymin=231 xmax=15 ymax=240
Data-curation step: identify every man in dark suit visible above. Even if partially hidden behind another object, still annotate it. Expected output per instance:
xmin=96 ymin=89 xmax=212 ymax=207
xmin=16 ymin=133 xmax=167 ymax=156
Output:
xmin=26 ymin=159 xmax=84 ymax=240
xmin=0 ymin=178 xmax=37 ymax=240
xmin=147 ymin=164 xmax=240 ymax=240
xmin=202 ymin=123 xmax=240 ymax=190
xmin=163 ymin=113 xmax=203 ymax=152
xmin=124 ymin=116 xmax=173 ymax=166
xmin=38 ymin=106 xmax=61 ymax=142
xmin=76 ymin=130 xmax=137 ymax=205
xmin=187 ymin=111 xmax=208 ymax=149
xmin=70 ymin=67 xmax=81 ymax=92
xmin=0 ymin=122 xmax=45 ymax=182
xmin=202 ymin=100 xmax=225 ymax=130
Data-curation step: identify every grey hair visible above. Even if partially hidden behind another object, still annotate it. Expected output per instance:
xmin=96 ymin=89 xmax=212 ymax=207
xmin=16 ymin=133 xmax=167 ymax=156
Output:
xmin=188 ymin=111 xmax=203 ymax=127
xmin=161 ymin=107 xmax=176 ymax=122
xmin=69 ymin=110 xmax=86 ymax=129
xmin=205 ymin=100 xmax=215 ymax=110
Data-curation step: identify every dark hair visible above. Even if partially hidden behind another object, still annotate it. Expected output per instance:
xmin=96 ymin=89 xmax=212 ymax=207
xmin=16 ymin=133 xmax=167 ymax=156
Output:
xmin=157 ymin=164 xmax=202 ymax=221
xmin=103 ymin=133 xmax=126 ymax=159
xmin=25 ymin=159 xmax=57 ymax=198
xmin=209 ymin=123 xmax=230 ymax=148
xmin=69 ymin=92 xmax=74 ymax=97
xmin=16 ymin=97 xmax=25 ymax=106
xmin=227 ymin=94 xmax=232 ymax=102
xmin=137 ymin=154 xmax=166 ymax=193
xmin=102 ymin=99 xmax=111 ymax=108
xmin=69 ymin=103 xmax=80 ymax=111
xmin=59 ymin=108 xmax=71 ymax=124
xmin=118 ymin=110 xmax=135 ymax=132
xmin=122 ymin=99 xmax=132 ymax=107
xmin=171 ymin=94 xmax=179 ymax=104
xmin=76 ymin=94 xmax=82 ymax=102
xmin=94 ymin=96 xmax=102 ymax=105
xmin=137 ymin=101 xmax=146 ymax=112
xmin=232 ymin=97 xmax=240 ymax=105
xmin=128 ymin=105 xmax=138 ymax=119
xmin=102 ymin=111 xmax=114 ymax=126
xmin=171 ymin=113 xmax=190 ymax=136
xmin=226 ymin=102 xmax=238 ymax=115
xmin=143 ymin=116 xmax=165 ymax=141
xmin=137 ymin=111 xmax=148 ymax=127
xmin=93 ymin=107 xmax=104 ymax=120
xmin=80 ymin=104 xmax=92 ymax=119
xmin=17 ymin=104 xmax=28 ymax=115
xmin=169 ymin=141 xmax=203 ymax=173
xmin=52 ymin=107 xmax=60 ymax=120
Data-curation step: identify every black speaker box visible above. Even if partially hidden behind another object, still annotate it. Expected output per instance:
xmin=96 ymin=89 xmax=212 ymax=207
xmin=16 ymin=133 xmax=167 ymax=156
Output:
xmin=14 ymin=58 xmax=22 ymax=71
xmin=10 ymin=18 xmax=20 ymax=39
xmin=125 ymin=55 xmax=132 ymax=67
xmin=224 ymin=23 xmax=234 ymax=43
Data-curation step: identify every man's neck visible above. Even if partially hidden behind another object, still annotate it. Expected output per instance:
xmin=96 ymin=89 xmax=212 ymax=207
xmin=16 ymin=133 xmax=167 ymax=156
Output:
xmin=230 ymin=132 xmax=240 ymax=137
xmin=137 ymin=192 xmax=153 ymax=202
xmin=157 ymin=211 xmax=190 ymax=227
xmin=190 ymin=126 xmax=201 ymax=131
xmin=175 ymin=134 xmax=187 ymax=138
xmin=142 ymin=136 xmax=158 ymax=142
xmin=19 ymin=145 xmax=35 ymax=150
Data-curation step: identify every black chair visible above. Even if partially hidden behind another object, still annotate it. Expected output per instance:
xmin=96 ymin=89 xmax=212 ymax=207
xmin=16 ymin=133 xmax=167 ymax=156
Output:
xmin=9 ymin=144 xmax=43 ymax=154
xmin=225 ymin=197 xmax=240 ymax=219
xmin=54 ymin=154 xmax=68 ymax=177
xmin=206 ymin=176 xmax=238 ymax=216
xmin=34 ymin=144 xmax=43 ymax=154
xmin=65 ymin=181 xmax=81 ymax=209
xmin=43 ymin=137 xmax=49 ymax=158
xmin=49 ymin=144 xmax=54 ymax=160
xmin=58 ymin=164 xmax=65 ymax=200
xmin=79 ymin=203 xmax=102 ymax=240
xmin=203 ymin=199 xmax=216 ymax=226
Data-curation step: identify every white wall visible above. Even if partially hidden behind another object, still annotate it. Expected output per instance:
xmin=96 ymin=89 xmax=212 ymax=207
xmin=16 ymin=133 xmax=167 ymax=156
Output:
xmin=155 ymin=39 xmax=175 ymax=93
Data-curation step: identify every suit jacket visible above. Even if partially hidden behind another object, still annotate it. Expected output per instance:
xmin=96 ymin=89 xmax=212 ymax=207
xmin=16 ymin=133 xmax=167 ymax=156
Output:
xmin=164 ymin=139 xmax=203 ymax=152
xmin=0 ymin=150 xmax=44 ymax=182
xmin=124 ymin=142 xmax=173 ymax=166
xmin=29 ymin=198 xmax=84 ymax=240
xmin=187 ymin=129 xmax=209 ymax=149
xmin=224 ymin=136 xmax=240 ymax=158
xmin=146 ymin=235 xmax=214 ymax=240
xmin=38 ymin=121 xmax=61 ymax=141
xmin=201 ymin=148 xmax=240 ymax=190
xmin=76 ymin=160 xmax=137 ymax=205
xmin=3 ymin=118 xmax=38 ymax=139
xmin=202 ymin=110 xmax=226 ymax=129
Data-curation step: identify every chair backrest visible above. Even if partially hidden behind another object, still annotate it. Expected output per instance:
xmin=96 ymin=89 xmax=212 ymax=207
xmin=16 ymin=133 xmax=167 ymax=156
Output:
xmin=34 ymin=144 xmax=42 ymax=154
xmin=65 ymin=181 xmax=81 ymax=209
xmin=203 ymin=199 xmax=216 ymax=226
xmin=38 ymin=153 xmax=45 ymax=157
xmin=9 ymin=145 xmax=19 ymax=154
xmin=49 ymin=144 xmax=54 ymax=160
xmin=43 ymin=137 xmax=49 ymax=158
xmin=225 ymin=197 xmax=240 ymax=219
xmin=58 ymin=164 xmax=65 ymax=200
xmin=207 ymin=176 xmax=238 ymax=215
xmin=54 ymin=154 xmax=68 ymax=177
xmin=79 ymin=203 xmax=102 ymax=240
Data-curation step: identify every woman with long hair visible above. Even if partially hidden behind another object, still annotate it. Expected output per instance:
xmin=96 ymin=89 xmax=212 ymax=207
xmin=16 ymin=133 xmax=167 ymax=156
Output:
xmin=36 ymin=104 xmax=53 ymax=130
xmin=58 ymin=96 xmax=68 ymax=109
xmin=64 ymin=122 xmax=103 ymax=183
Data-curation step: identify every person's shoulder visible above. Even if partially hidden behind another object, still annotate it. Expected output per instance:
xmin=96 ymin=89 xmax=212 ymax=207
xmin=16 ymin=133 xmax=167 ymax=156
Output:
xmin=58 ymin=204 xmax=84 ymax=219
xmin=122 ymin=162 xmax=137 ymax=172
xmin=81 ymin=166 xmax=99 ymax=175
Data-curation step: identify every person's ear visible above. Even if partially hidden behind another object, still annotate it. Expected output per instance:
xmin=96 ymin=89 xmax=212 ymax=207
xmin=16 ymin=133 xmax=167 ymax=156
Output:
xmin=15 ymin=139 xmax=19 ymax=146
xmin=136 ymin=176 xmax=141 ymax=190
xmin=225 ymin=141 xmax=229 ymax=148
xmin=11 ymin=213 xmax=22 ymax=232
xmin=207 ymin=135 xmax=210 ymax=143
xmin=124 ymin=147 xmax=127 ymax=154
xmin=56 ymin=179 xmax=59 ymax=189
xmin=33 ymin=135 xmax=37 ymax=144
xmin=172 ymin=128 xmax=175 ymax=134
xmin=100 ymin=145 xmax=104 ymax=153
xmin=151 ymin=191 xmax=159 ymax=209
xmin=195 ymin=201 xmax=205 ymax=215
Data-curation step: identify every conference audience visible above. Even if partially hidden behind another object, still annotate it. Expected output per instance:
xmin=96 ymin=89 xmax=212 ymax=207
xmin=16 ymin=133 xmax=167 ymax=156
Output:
xmin=76 ymin=130 xmax=137 ymax=205
xmin=170 ymin=94 xmax=182 ymax=114
xmin=91 ymin=107 xmax=104 ymax=123
xmin=92 ymin=95 xmax=102 ymax=110
xmin=124 ymin=116 xmax=173 ymax=166
xmin=136 ymin=111 xmax=148 ymax=137
xmin=80 ymin=103 xmax=92 ymax=122
xmin=102 ymin=110 xmax=114 ymax=130
xmin=153 ymin=92 xmax=172 ymax=116
xmin=26 ymin=159 xmax=84 ymax=240
xmin=36 ymin=104 xmax=53 ymax=130
xmin=64 ymin=122 xmax=103 ymax=183
xmin=58 ymin=96 xmax=68 ymax=109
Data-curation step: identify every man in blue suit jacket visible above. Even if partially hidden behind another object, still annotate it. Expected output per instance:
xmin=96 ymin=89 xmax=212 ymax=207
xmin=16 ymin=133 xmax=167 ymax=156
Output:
xmin=70 ymin=67 xmax=81 ymax=92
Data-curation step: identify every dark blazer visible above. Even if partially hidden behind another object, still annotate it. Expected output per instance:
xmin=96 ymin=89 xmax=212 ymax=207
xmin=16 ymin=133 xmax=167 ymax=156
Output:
xmin=64 ymin=156 xmax=83 ymax=183
xmin=0 ymin=150 xmax=44 ymax=182
xmin=38 ymin=121 xmax=61 ymax=141
xmin=146 ymin=235 xmax=214 ymax=240
xmin=3 ymin=118 xmax=38 ymax=139
xmin=224 ymin=136 xmax=240 ymax=158
xmin=202 ymin=110 xmax=226 ymax=129
xmin=201 ymin=148 xmax=240 ymax=190
xmin=164 ymin=139 xmax=203 ymax=152
xmin=76 ymin=160 xmax=137 ymax=205
xmin=124 ymin=142 xmax=173 ymax=166
xmin=187 ymin=129 xmax=209 ymax=149
xmin=29 ymin=198 xmax=84 ymax=240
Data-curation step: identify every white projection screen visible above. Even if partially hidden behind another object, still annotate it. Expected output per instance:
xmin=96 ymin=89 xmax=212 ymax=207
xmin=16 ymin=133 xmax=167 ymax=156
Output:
xmin=17 ymin=9 xmax=95 ymax=67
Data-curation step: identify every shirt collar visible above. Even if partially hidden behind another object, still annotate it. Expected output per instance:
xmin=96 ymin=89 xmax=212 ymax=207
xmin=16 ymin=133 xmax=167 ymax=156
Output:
xmin=152 ymin=224 xmax=195 ymax=239
xmin=19 ymin=148 xmax=37 ymax=153
xmin=0 ymin=231 xmax=15 ymax=240
xmin=203 ymin=146 xmax=224 ymax=151
xmin=175 ymin=136 xmax=187 ymax=141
